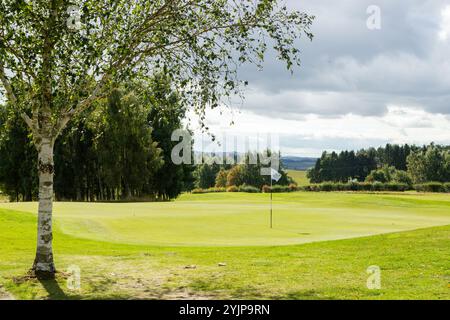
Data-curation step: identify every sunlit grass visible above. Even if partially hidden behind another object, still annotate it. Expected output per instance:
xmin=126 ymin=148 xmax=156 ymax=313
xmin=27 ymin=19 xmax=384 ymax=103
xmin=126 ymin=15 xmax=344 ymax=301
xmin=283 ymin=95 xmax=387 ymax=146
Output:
xmin=0 ymin=192 xmax=449 ymax=299
xmin=287 ymin=170 xmax=310 ymax=186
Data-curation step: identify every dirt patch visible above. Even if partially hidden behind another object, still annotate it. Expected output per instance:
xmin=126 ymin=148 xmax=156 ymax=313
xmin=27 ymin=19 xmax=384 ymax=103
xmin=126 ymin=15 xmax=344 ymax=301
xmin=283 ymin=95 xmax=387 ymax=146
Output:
xmin=0 ymin=286 xmax=15 ymax=300
xmin=159 ymin=289 xmax=219 ymax=300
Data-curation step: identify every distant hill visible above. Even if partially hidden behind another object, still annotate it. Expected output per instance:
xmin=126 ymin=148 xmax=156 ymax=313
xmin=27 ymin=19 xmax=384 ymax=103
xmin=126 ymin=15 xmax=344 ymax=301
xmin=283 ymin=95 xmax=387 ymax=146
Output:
xmin=282 ymin=156 xmax=317 ymax=170
xmin=193 ymin=152 xmax=317 ymax=170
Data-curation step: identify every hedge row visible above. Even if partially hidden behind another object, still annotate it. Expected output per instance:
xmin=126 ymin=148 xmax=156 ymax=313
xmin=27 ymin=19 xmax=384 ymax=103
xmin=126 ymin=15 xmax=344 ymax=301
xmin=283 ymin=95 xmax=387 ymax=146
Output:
xmin=191 ymin=184 xmax=295 ymax=194
xmin=191 ymin=185 xmax=260 ymax=194
xmin=300 ymin=182 xmax=410 ymax=192
xmin=191 ymin=182 xmax=450 ymax=194
xmin=413 ymin=182 xmax=450 ymax=193
xmin=191 ymin=187 xmax=226 ymax=194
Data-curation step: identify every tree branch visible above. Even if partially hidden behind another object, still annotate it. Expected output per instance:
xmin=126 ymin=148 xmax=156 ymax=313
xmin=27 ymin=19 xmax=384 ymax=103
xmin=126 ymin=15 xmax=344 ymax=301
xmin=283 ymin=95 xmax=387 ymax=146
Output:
xmin=21 ymin=112 xmax=33 ymax=129
xmin=56 ymin=72 xmax=112 ymax=136
xmin=0 ymin=61 xmax=17 ymax=105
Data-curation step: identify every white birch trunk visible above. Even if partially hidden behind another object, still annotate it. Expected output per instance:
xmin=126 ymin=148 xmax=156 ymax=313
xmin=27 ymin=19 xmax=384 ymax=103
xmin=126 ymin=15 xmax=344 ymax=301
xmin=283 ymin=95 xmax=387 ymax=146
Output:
xmin=32 ymin=137 xmax=56 ymax=278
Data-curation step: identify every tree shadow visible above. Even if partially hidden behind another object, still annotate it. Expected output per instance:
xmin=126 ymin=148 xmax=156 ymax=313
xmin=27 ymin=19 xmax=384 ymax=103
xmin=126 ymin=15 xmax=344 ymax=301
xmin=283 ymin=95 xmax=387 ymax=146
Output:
xmin=38 ymin=278 xmax=71 ymax=300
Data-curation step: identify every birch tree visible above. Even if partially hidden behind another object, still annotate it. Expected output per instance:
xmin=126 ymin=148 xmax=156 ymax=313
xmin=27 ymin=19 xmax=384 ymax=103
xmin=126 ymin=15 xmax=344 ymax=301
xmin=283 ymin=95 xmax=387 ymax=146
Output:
xmin=0 ymin=0 xmax=313 ymax=279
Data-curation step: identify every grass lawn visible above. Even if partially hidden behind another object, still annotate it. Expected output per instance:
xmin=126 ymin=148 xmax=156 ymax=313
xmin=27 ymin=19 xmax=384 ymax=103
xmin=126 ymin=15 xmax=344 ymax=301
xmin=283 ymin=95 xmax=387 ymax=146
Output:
xmin=0 ymin=192 xmax=449 ymax=299
xmin=287 ymin=170 xmax=310 ymax=186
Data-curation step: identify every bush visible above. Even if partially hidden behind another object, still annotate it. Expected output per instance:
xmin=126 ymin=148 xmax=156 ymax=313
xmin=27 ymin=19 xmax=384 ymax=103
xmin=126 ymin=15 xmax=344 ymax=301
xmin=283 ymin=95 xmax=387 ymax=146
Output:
xmin=301 ymin=184 xmax=320 ymax=192
xmin=392 ymin=170 xmax=413 ymax=186
xmin=215 ymin=169 xmax=228 ymax=188
xmin=414 ymin=182 xmax=446 ymax=193
xmin=226 ymin=165 xmax=244 ymax=187
xmin=348 ymin=181 xmax=360 ymax=191
xmin=191 ymin=188 xmax=207 ymax=194
xmin=271 ymin=185 xmax=290 ymax=193
xmin=359 ymin=182 xmax=373 ymax=191
xmin=366 ymin=167 xmax=393 ymax=183
xmin=238 ymin=184 xmax=260 ymax=193
xmin=226 ymin=185 xmax=239 ymax=192
xmin=320 ymin=182 xmax=334 ymax=192
xmin=298 ymin=181 xmax=411 ymax=192
xmin=445 ymin=183 xmax=450 ymax=193
xmin=207 ymin=187 xmax=226 ymax=193
xmin=384 ymin=182 xmax=409 ymax=192
xmin=262 ymin=184 xmax=296 ymax=193
xmin=371 ymin=181 xmax=384 ymax=191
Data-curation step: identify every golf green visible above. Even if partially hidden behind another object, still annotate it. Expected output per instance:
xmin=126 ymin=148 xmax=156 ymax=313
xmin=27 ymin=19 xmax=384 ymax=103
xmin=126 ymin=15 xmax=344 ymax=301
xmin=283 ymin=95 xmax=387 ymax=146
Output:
xmin=1 ymin=192 xmax=449 ymax=246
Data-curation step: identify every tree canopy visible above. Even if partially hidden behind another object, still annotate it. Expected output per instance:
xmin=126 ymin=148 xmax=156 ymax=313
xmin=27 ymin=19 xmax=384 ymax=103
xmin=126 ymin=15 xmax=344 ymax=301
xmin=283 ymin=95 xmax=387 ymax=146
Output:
xmin=1 ymin=0 xmax=314 ymax=137
xmin=0 ymin=0 xmax=314 ymax=278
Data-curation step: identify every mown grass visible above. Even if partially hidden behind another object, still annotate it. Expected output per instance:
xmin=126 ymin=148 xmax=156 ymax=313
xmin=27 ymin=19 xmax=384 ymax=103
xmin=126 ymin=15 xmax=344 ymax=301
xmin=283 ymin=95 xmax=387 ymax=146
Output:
xmin=287 ymin=170 xmax=310 ymax=186
xmin=0 ymin=192 xmax=449 ymax=300
xmin=2 ymin=192 xmax=449 ymax=246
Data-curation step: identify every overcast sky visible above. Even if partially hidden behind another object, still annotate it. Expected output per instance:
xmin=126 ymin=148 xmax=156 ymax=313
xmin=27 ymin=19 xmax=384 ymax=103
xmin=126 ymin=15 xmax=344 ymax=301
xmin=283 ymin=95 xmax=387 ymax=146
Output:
xmin=191 ymin=0 xmax=450 ymax=157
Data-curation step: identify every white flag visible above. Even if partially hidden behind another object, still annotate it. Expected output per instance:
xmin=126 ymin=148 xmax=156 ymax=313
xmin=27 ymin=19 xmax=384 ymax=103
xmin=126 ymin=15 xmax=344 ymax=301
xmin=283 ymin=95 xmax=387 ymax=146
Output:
xmin=270 ymin=168 xmax=282 ymax=182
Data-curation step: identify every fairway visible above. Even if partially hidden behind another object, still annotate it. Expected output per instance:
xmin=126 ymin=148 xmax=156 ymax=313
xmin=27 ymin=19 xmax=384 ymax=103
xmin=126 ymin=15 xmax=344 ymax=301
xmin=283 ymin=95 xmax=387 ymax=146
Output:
xmin=286 ymin=170 xmax=310 ymax=186
xmin=1 ymin=192 xmax=450 ymax=247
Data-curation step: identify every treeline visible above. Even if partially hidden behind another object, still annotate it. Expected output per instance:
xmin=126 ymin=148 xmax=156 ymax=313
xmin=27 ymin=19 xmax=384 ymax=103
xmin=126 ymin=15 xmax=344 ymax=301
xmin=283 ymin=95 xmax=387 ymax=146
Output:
xmin=307 ymin=144 xmax=450 ymax=185
xmin=193 ymin=152 xmax=293 ymax=191
xmin=0 ymin=77 xmax=194 ymax=202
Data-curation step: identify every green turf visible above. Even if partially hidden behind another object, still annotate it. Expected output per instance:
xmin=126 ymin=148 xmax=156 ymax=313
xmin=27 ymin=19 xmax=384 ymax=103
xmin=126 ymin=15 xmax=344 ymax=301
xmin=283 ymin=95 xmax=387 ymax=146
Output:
xmin=1 ymin=192 xmax=449 ymax=246
xmin=287 ymin=170 xmax=310 ymax=186
xmin=0 ymin=192 xmax=449 ymax=299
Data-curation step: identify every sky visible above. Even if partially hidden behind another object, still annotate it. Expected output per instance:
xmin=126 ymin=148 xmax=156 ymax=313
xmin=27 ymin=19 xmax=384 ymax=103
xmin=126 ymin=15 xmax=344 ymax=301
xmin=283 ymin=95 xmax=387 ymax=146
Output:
xmin=190 ymin=0 xmax=450 ymax=157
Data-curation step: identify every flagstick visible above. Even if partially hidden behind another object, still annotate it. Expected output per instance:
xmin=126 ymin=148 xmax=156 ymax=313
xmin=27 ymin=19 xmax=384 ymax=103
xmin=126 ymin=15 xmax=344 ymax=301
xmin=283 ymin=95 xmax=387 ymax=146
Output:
xmin=270 ymin=177 xmax=273 ymax=229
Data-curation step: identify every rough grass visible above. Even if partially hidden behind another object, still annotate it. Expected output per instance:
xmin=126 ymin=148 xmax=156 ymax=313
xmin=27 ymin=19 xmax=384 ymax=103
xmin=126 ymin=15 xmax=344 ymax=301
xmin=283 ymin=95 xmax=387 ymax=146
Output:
xmin=0 ymin=192 xmax=449 ymax=300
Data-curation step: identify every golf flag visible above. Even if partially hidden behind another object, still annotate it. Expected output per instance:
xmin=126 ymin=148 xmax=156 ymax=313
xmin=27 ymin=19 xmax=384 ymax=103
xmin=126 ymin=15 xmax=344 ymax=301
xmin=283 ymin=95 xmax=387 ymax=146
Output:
xmin=270 ymin=168 xmax=282 ymax=182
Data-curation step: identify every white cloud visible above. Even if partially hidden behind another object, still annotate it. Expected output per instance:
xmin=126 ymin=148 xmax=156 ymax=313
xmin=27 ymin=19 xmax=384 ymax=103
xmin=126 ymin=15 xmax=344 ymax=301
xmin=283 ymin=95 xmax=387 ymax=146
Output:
xmin=439 ymin=5 xmax=450 ymax=40
xmin=187 ymin=1 xmax=450 ymax=154
xmin=188 ymin=105 xmax=450 ymax=157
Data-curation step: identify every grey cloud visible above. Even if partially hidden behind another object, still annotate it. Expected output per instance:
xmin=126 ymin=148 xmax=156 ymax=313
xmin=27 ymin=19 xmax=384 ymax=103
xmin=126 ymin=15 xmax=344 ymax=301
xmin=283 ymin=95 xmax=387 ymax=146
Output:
xmin=243 ymin=90 xmax=388 ymax=118
xmin=279 ymin=133 xmax=389 ymax=153
xmin=236 ymin=0 xmax=450 ymax=118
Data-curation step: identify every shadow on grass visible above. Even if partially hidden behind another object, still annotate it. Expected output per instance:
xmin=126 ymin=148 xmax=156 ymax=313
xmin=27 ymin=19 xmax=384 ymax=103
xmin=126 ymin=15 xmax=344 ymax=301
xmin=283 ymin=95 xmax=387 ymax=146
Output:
xmin=38 ymin=278 xmax=71 ymax=300
xmin=39 ymin=276 xmax=131 ymax=300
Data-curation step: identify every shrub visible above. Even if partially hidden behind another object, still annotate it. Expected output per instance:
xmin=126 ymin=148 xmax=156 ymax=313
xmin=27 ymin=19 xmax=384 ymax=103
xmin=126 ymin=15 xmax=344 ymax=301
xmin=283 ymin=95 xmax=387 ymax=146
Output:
xmin=299 ymin=181 xmax=413 ymax=192
xmin=239 ymin=184 xmax=260 ymax=193
xmin=414 ymin=182 xmax=446 ymax=193
xmin=445 ymin=183 xmax=450 ymax=193
xmin=226 ymin=185 xmax=239 ymax=192
xmin=271 ymin=185 xmax=290 ymax=193
xmin=226 ymin=165 xmax=244 ymax=187
xmin=348 ymin=181 xmax=359 ymax=191
xmin=371 ymin=181 xmax=384 ymax=191
xmin=366 ymin=167 xmax=394 ymax=183
xmin=191 ymin=188 xmax=207 ymax=194
xmin=207 ymin=187 xmax=226 ymax=193
xmin=384 ymin=183 xmax=409 ymax=192
xmin=358 ymin=182 xmax=373 ymax=191
xmin=392 ymin=170 xmax=413 ymax=186
xmin=215 ymin=169 xmax=228 ymax=188
xmin=306 ymin=184 xmax=320 ymax=192
xmin=333 ymin=182 xmax=345 ymax=191
xmin=320 ymin=182 xmax=334 ymax=192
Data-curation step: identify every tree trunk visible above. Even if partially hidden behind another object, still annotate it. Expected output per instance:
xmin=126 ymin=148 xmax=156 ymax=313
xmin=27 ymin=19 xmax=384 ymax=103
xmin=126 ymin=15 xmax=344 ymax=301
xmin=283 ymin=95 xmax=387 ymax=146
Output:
xmin=31 ymin=137 xmax=56 ymax=279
